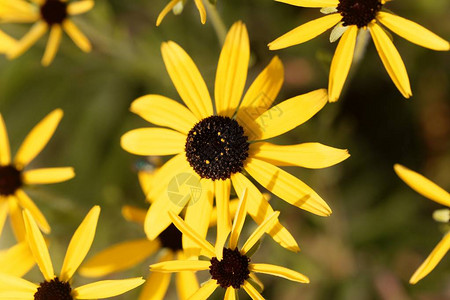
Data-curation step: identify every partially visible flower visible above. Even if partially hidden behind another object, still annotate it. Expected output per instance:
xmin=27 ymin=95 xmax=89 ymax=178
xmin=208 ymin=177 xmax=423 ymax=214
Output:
xmin=0 ymin=206 xmax=145 ymax=299
xmin=0 ymin=0 xmax=94 ymax=66
xmin=157 ymin=0 xmax=206 ymax=26
xmin=269 ymin=0 xmax=449 ymax=102
xmin=0 ymin=30 xmax=17 ymax=54
xmin=394 ymin=164 xmax=450 ymax=284
xmin=0 ymin=109 xmax=74 ymax=241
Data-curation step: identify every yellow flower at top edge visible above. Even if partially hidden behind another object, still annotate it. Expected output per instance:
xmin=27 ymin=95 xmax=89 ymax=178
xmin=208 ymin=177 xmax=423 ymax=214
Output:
xmin=121 ymin=21 xmax=350 ymax=255
xmin=0 ymin=109 xmax=74 ymax=241
xmin=0 ymin=206 xmax=145 ymax=299
xmin=157 ymin=0 xmax=206 ymax=26
xmin=150 ymin=190 xmax=310 ymax=299
xmin=0 ymin=0 xmax=94 ymax=66
xmin=269 ymin=0 xmax=449 ymax=102
xmin=394 ymin=164 xmax=450 ymax=285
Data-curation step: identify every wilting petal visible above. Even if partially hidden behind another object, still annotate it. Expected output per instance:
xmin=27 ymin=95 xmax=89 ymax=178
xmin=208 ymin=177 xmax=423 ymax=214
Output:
xmin=121 ymin=128 xmax=186 ymax=156
xmin=249 ymin=263 xmax=310 ymax=283
xmin=63 ymin=19 xmax=91 ymax=52
xmin=22 ymin=167 xmax=75 ymax=185
xmin=73 ymin=277 xmax=145 ymax=299
xmin=0 ymin=114 xmax=10 ymax=164
xmin=67 ymin=0 xmax=94 ymax=15
xmin=275 ymin=0 xmax=339 ymax=7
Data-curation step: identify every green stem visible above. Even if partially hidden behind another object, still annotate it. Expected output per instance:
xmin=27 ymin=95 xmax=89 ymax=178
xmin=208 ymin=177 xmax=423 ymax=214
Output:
xmin=203 ymin=0 xmax=227 ymax=45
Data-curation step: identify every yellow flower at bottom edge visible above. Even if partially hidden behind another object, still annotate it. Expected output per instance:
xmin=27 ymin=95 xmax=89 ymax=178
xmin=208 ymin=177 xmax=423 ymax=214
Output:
xmin=150 ymin=190 xmax=310 ymax=300
xmin=269 ymin=0 xmax=449 ymax=102
xmin=0 ymin=0 xmax=94 ymax=66
xmin=0 ymin=206 xmax=145 ymax=299
xmin=394 ymin=164 xmax=450 ymax=284
xmin=0 ymin=109 xmax=75 ymax=241
xmin=157 ymin=0 xmax=206 ymax=26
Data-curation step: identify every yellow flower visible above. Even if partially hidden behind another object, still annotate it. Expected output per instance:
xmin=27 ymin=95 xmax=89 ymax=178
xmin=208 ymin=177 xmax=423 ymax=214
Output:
xmin=394 ymin=164 xmax=450 ymax=284
xmin=157 ymin=0 xmax=206 ymax=26
xmin=0 ymin=206 xmax=145 ymax=299
xmin=0 ymin=109 xmax=74 ymax=241
xmin=150 ymin=190 xmax=310 ymax=299
xmin=269 ymin=0 xmax=449 ymax=102
xmin=0 ymin=0 xmax=94 ymax=66
xmin=121 ymin=21 xmax=350 ymax=254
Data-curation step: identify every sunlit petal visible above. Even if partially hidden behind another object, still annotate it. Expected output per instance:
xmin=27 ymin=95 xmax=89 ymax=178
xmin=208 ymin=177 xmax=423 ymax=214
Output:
xmin=241 ymin=211 xmax=280 ymax=254
xmin=242 ymin=280 xmax=264 ymax=300
xmin=0 ymin=273 xmax=37 ymax=294
xmin=73 ymin=277 xmax=145 ymax=299
xmin=175 ymin=252 xmax=199 ymax=300
xmin=15 ymin=189 xmax=50 ymax=234
xmin=229 ymin=188 xmax=248 ymax=250
xmin=0 ymin=113 xmax=11 ymax=165
xmin=121 ymin=128 xmax=186 ymax=156
xmin=150 ymin=259 xmax=210 ymax=273
xmin=188 ymin=280 xmax=218 ymax=300
xmin=8 ymin=197 xmax=26 ymax=242
xmin=0 ymin=241 xmax=35 ymax=277
xmin=275 ymin=0 xmax=339 ymax=7
xmin=214 ymin=180 xmax=231 ymax=254
xmin=22 ymin=167 xmax=75 ymax=185
xmin=250 ymin=263 xmax=309 ymax=283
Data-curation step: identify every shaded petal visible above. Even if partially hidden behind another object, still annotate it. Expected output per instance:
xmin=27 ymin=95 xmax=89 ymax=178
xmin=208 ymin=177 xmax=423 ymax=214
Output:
xmin=0 ymin=0 xmax=39 ymax=22
xmin=229 ymin=188 xmax=248 ymax=250
xmin=16 ymin=189 xmax=50 ymax=234
xmin=242 ymin=280 xmax=264 ymax=300
xmin=121 ymin=205 xmax=146 ymax=225
xmin=22 ymin=167 xmax=75 ymax=185
xmin=73 ymin=277 xmax=145 ymax=299
xmin=156 ymin=0 xmax=179 ymax=26
xmin=8 ymin=197 xmax=26 ymax=242
xmin=41 ymin=24 xmax=62 ymax=66
xmin=241 ymin=211 xmax=280 ymax=254
xmin=7 ymin=21 xmax=48 ymax=60
xmin=188 ymin=280 xmax=218 ymax=300
xmin=214 ymin=180 xmax=231 ymax=253
xmin=0 ymin=273 xmax=37 ymax=293
xmin=150 ymin=259 xmax=210 ymax=273
xmin=67 ymin=0 xmax=94 ymax=15
xmin=120 ymin=128 xmax=185 ymax=156
xmin=224 ymin=287 xmax=237 ymax=300
xmin=0 ymin=114 xmax=10 ymax=164
xmin=0 ymin=242 xmax=35 ymax=277
xmin=175 ymin=252 xmax=199 ymax=300
xmin=249 ymin=263 xmax=310 ymax=283
xmin=275 ymin=0 xmax=339 ymax=7
xmin=139 ymin=268 xmax=171 ymax=300
xmin=63 ymin=19 xmax=91 ymax=52
xmin=194 ymin=0 xmax=206 ymax=24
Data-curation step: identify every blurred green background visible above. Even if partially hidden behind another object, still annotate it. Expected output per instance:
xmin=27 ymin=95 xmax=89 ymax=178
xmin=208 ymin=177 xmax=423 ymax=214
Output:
xmin=0 ymin=0 xmax=449 ymax=299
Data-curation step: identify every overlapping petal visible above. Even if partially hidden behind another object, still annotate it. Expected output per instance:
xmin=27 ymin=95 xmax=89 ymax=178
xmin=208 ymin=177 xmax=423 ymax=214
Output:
xmin=0 ymin=242 xmax=35 ymax=277
xmin=188 ymin=279 xmax=218 ymax=300
xmin=15 ymin=189 xmax=50 ymax=234
xmin=7 ymin=21 xmax=48 ymax=60
xmin=121 ymin=128 xmax=186 ymax=156
xmin=150 ymin=259 xmax=210 ymax=272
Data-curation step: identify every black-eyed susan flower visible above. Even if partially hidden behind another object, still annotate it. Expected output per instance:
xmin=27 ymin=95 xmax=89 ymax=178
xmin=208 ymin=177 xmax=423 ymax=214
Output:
xmin=157 ymin=0 xmax=206 ymax=26
xmin=0 ymin=109 xmax=74 ymax=241
xmin=269 ymin=0 xmax=449 ymax=102
xmin=150 ymin=190 xmax=310 ymax=299
xmin=121 ymin=21 xmax=349 ymax=253
xmin=0 ymin=0 xmax=94 ymax=66
xmin=0 ymin=206 xmax=144 ymax=299
xmin=394 ymin=164 xmax=450 ymax=284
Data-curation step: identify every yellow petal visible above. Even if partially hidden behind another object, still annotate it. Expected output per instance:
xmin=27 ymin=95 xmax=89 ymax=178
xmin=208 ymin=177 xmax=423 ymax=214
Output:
xmin=161 ymin=41 xmax=213 ymax=119
xmin=242 ymin=280 xmax=264 ymax=300
xmin=394 ymin=164 xmax=450 ymax=207
xmin=0 ymin=242 xmax=35 ymax=277
xmin=67 ymin=0 xmax=94 ymax=15
xmin=138 ymin=268 xmax=171 ymax=300
xmin=268 ymin=14 xmax=341 ymax=50
xmin=250 ymin=142 xmax=350 ymax=169
xmin=377 ymin=12 xmax=449 ymax=51
xmin=22 ymin=167 xmax=75 ymax=185
xmin=120 ymin=128 xmax=185 ymax=156
xmin=175 ymin=252 xmax=199 ymax=300
xmin=156 ymin=0 xmax=179 ymax=26
xmin=229 ymin=188 xmax=248 ymax=250
xmin=188 ymin=279 xmax=218 ymax=300
xmin=249 ymin=273 xmax=264 ymax=291
xmin=73 ymin=277 xmax=145 ymax=299
xmin=252 ymin=89 xmax=328 ymax=140
xmin=410 ymin=232 xmax=450 ymax=284
xmin=245 ymin=158 xmax=331 ymax=216
xmin=150 ymin=259 xmax=210 ymax=273
xmin=214 ymin=180 xmax=232 ymax=253
xmin=249 ymin=263 xmax=310 ymax=283
xmin=328 ymin=25 xmax=357 ymax=102
xmin=224 ymin=287 xmax=237 ymax=300
xmin=8 ymin=197 xmax=26 ymax=242
xmin=62 ymin=19 xmax=91 ymax=52
xmin=0 ymin=273 xmax=37 ymax=293
xmin=138 ymin=170 xmax=154 ymax=198
xmin=41 ymin=25 xmax=62 ymax=66
xmin=210 ymin=198 xmax=240 ymax=227
xmin=130 ymin=95 xmax=198 ymax=135
xmin=369 ymin=23 xmax=412 ymax=98
xmin=215 ymin=21 xmax=250 ymax=117
xmin=121 ymin=205 xmax=147 ymax=225
xmin=0 ymin=114 xmax=10 ymax=164
xmin=0 ymin=200 xmax=7 ymax=236
xmin=79 ymin=238 xmax=160 ymax=278
xmin=7 ymin=21 xmax=48 ymax=60
xmin=15 ymin=189 xmax=50 ymax=234
xmin=14 ymin=109 xmax=63 ymax=168
xmin=23 ymin=209 xmax=54 ymax=281
xmin=241 ymin=211 xmax=280 ymax=254
xmin=60 ymin=206 xmax=100 ymax=282
xmin=194 ymin=0 xmax=206 ymax=24
xmin=0 ymin=0 xmax=39 ymax=22
xmin=275 ymin=0 xmax=339 ymax=7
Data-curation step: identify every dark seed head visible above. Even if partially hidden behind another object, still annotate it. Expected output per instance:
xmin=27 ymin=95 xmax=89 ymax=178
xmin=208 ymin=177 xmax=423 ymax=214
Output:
xmin=185 ymin=116 xmax=249 ymax=181
xmin=0 ymin=165 xmax=22 ymax=196
xmin=209 ymin=248 xmax=250 ymax=289
xmin=337 ymin=0 xmax=382 ymax=28
xmin=34 ymin=277 xmax=73 ymax=300
xmin=40 ymin=0 xmax=68 ymax=25
xmin=158 ymin=224 xmax=182 ymax=252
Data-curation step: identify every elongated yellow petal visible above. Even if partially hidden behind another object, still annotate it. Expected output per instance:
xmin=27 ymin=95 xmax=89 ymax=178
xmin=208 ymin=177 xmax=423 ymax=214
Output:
xmin=145 ymin=197 xmax=185 ymax=241
xmin=7 ymin=21 xmax=48 ymax=60
xmin=150 ymin=259 xmax=210 ymax=273
xmin=139 ymin=267 xmax=172 ymax=300
xmin=120 ymin=128 xmax=186 ymax=156
xmin=210 ymin=198 xmax=240 ymax=227
xmin=14 ymin=109 xmax=63 ymax=168
xmin=394 ymin=164 xmax=450 ymax=207
xmin=79 ymin=238 xmax=160 ymax=278
xmin=41 ymin=25 xmax=62 ymax=66
xmin=188 ymin=280 xmax=218 ymax=300
xmin=22 ymin=167 xmax=75 ymax=185
xmin=249 ymin=273 xmax=264 ymax=291
xmin=121 ymin=205 xmax=146 ymax=225
xmin=130 ymin=95 xmax=198 ymax=135
xmin=377 ymin=12 xmax=449 ymax=51
xmin=0 ymin=0 xmax=39 ymax=22
xmin=60 ymin=206 xmax=100 ymax=282
xmin=242 ymin=280 xmax=264 ymax=300
xmin=0 ymin=30 xmax=17 ymax=54
xmin=0 ymin=242 xmax=35 ymax=277
xmin=268 ymin=14 xmax=341 ymax=50
xmin=225 ymin=287 xmax=237 ymax=300
xmin=0 ymin=114 xmax=10 ymax=164
xmin=15 ymin=189 xmax=50 ymax=234
xmin=194 ymin=0 xmax=206 ymax=24
xmin=215 ymin=21 xmax=250 ymax=117
xmin=369 ymin=23 xmax=412 ymax=98
xmin=73 ymin=277 xmax=145 ymax=299
xmin=62 ymin=19 xmax=91 ymax=52
xmin=138 ymin=170 xmax=154 ymax=199
xmin=245 ymin=158 xmax=331 ymax=216
xmin=275 ymin=0 xmax=339 ymax=7
xmin=8 ymin=197 xmax=26 ymax=242
xmin=0 ymin=201 xmax=7 ymax=236
xmin=23 ymin=210 xmax=54 ymax=281
xmin=161 ymin=41 xmax=213 ymax=119
xmin=0 ymin=273 xmax=37 ymax=293
xmin=250 ymin=142 xmax=350 ymax=169
xmin=229 ymin=188 xmax=248 ymax=250
xmin=249 ymin=263 xmax=310 ymax=283
xmin=242 ymin=211 xmax=280 ymax=254
xmin=410 ymin=232 xmax=450 ymax=284
xmin=156 ymin=0 xmax=179 ymax=26
xmin=67 ymin=0 xmax=94 ymax=15
xmin=175 ymin=252 xmax=199 ymax=300
xmin=214 ymin=180 xmax=232 ymax=253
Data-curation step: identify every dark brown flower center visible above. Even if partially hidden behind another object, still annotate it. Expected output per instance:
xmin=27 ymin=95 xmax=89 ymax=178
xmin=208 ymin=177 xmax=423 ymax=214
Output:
xmin=34 ymin=277 xmax=73 ymax=300
xmin=158 ymin=224 xmax=182 ymax=251
xmin=337 ymin=0 xmax=382 ymax=28
xmin=0 ymin=165 xmax=22 ymax=196
xmin=185 ymin=116 xmax=249 ymax=181
xmin=209 ymin=248 xmax=250 ymax=289
xmin=40 ymin=0 xmax=68 ymax=25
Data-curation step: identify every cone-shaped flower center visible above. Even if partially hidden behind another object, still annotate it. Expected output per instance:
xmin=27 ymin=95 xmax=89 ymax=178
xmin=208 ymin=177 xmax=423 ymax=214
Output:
xmin=158 ymin=224 xmax=183 ymax=251
xmin=40 ymin=0 xmax=68 ymax=25
xmin=0 ymin=165 xmax=22 ymax=196
xmin=34 ymin=277 xmax=73 ymax=300
xmin=337 ymin=0 xmax=382 ymax=28
xmin=185 ymin=116 xmax=249 ymax=181
xmin=209 ymin=248 xmax=250 ymax=289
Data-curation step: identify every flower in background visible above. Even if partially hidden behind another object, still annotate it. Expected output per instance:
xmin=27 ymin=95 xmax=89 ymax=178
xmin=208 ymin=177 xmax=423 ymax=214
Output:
xmin=150 ymin=190 xmax=310 ymax=299
xmin=394 ymin=164 xmax=450 ymax=284
xmin=0 ymin=206 xmax=144 ymax=299
xmin=157 ymin=0 xmax=206 ymax=26
xmin=0 ymin=0 xmax=94 ymax=66
xmin=269 ymin=0 xmax=449 ymax=102
xmin=0 ymin=30 xmax=16 ymax=54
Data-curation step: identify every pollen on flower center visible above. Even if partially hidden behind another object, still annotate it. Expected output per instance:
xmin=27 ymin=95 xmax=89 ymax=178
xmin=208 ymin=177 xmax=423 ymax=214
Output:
xmin=209 ymin=248 xmax=250 ymax=289
xmin=185 ymin=116 xmax=249 ymax=181
xmin=158 ymin=224 xmax=182 ymax=251
xmin=0 ymin=165 xmax=22 ymax=196
xmin=337 ymin=0 xmax=382 ymax=28
xmin=34 ymin=277 xmax=73 ymax=300
xmin=40 ymin=0 xmax=68 ymax=25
